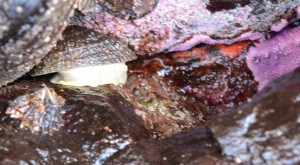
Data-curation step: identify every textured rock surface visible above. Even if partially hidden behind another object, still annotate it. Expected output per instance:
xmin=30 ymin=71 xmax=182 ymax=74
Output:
xmin=0 ymin=80 xmax=147 ymax=164
xmin=31 ymin=25 xmax=136 ymax=76
xmin=78 ymin=0 xmax=158 ymax=20
xmin=209 ymin=67 xmax=300 ymax=164
xmin=0 ymin=78 xmax=226 ymax=164
xmin=0 ymin=42 xmax=258 ymax=164
xmin=75 ymin=0 xmax=300 ymax=55
xmin=105 ymin=126 xmax=223 ymax=165
xmin=113 ymin=41 xmax=257 ymax=137
xmin=246 ymin=24 xmax=300 ymax=90
xmin=0 ymin=0 xmax=78 ymax=86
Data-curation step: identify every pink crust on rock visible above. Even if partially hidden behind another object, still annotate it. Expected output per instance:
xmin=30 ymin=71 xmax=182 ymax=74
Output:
xmin=270 ymin=19 xmax=289 ymax=32
xmin=79 ymin=0 xmax=297 ymax=55
xmin=169 ymin=32 xmax=262 ymax=52
xmin=246 ymin=26 xmax=300 ymax=91
xmin=270 ymin=6 xmax=300 ymax=32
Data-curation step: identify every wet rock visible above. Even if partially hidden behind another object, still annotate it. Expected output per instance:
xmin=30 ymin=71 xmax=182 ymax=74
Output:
xmin=113 ymin=42 xmax=257 ymax=138
xmin=0 ymin=41 xmax=259 ymax=164
xmin=0 ymin=79 xmax=148 ymax=164
xmin=105 ymin=126 xmax=225 ymax=165
xmin=0 ymin=0 xmax=78 ymax=86
xmin=209 ymin=67 xmax=300 ymax=164
xmin=0 ymin=77 xmax=232 ymax=164
xmin=74 ymin=0 xmax=300 ymax=55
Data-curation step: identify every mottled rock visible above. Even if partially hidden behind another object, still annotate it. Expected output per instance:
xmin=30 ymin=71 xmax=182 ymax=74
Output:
xmin=0 ymin=41 xmax=260 ymax=164
xmin=75 ymin=0 xmax=300 ymax=55
xmin=0 ymin=0 xmax=78 ymax=86
xmin=0 ymin=79 xmax=148 ymax=164
xmin=113 ymin=42 xmax=257 ymax=137
xmin=79 ymin=0 xmax=158 ymax=20
xmin=209 ymin=67 xmax=300 ymax=164
xmin=105 ymin=126 xmax=224 ymax=165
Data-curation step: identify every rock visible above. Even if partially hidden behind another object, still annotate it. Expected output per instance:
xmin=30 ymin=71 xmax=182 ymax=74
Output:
xmin=74 ymin=0 xmax=300 ymax=55
xmin=113 ymin=41 xmax=257 ymax=138
xmin=0 ymin=77 xmax=229 ymax=164
xmin=0 ymin=0 xmax=78 ymax=86
xmin=105 ymin=126 xmax=226 ymax=165
xmin=209 ymin=67 xmax=300 ymax=164
xmin=0 ymin=79 xmax=148 ymax=164
xmin=0 ymin=41 xmax=258 ymax=164
xmin=78 ymin=0 xmax=158 ymax=20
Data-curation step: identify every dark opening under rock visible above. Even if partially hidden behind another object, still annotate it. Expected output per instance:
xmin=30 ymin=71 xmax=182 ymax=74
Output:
xmin=207 ymin=0 xmax=251 ymax=12
xmin=209 ymin=67 xmax=300 ymax=164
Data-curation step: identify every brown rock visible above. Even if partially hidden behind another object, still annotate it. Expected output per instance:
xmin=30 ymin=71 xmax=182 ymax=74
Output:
xmin=209 ymin=67 xmax=300 ymax=164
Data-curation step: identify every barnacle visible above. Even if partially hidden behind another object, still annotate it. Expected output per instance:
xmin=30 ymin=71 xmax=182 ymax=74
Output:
xmin=6 ymin=84 xmax=66 ymax=135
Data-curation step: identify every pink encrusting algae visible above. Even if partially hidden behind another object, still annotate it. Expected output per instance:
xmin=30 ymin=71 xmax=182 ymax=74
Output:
xmin=75 ymin=0 xmax=300 ymax=55
xmin=246 ymin=25 xmax=300 ymax=90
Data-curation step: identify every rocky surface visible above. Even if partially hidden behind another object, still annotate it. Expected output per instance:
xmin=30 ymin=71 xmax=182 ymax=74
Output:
xmin=105 ymin=126 xmax=224 ymax=165
xmin=0 ymin=41 xmax=257 ymax=164
xmin=0 ymin=0 xmax=78 ymax=86
xmin=112 ymin=41 xmax=257 ymax=137
xmin=1 ymin=1 xmax=300 ymax=164
xmin=0 ymin=80 xmax=145 ymax=164
xmin=75 ymin=0 xmax=300 ymax=55
xmin=209 ymin=67 xmax=300 ymax=164
xmin=1 ymin=37 xmax=300 ymax=164
xmin=78 ymin=0 xmax=158 ymax=20
xmin=0 ymin=78 xmax=225 ymax=164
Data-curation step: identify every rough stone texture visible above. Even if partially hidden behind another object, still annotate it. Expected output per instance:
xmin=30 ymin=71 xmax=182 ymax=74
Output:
xmin=0 ymin=77 xmax=226 ymax=164
xmin=31 ymin=25 xmax=136 ymax=76
xmin=78 ymin=0 xmax=158 ymax=20
xmin=209 ymin=67 xmax=300 ymax=164
xmin=246 ymin=24 xmax=300 ymax=90
xmin=113 ymin=41 xmax=257 ymax=137
xmin=0 ymin=80 xmax=148 ymax=164
xmin=0 ymin=0 xmax=78 ymax=86
xmin=105 ymin=126 xmax=223 ymax=165
xmin=74 ymin=0 xmax=300 ymax=55
xmin=0 ymin=41 xmax=259 ymax=164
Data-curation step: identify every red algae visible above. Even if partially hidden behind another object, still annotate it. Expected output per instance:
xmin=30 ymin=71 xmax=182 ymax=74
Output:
xmin=128 ymin=41 xmax=256 ymax=111
xmin=216 ymin=41 xmax=250 ymax=58
xmin=111 ymin=42 xmax=257 ymax=137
